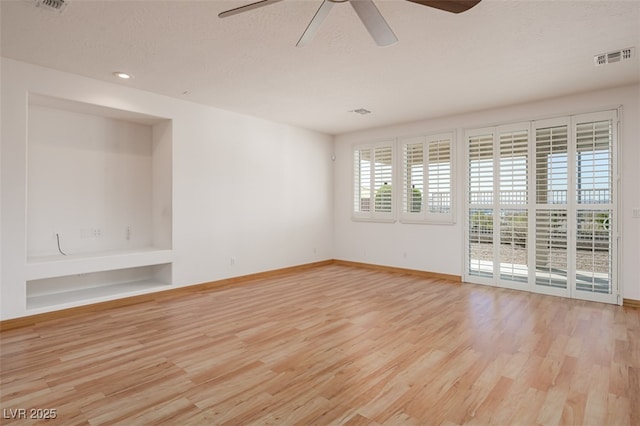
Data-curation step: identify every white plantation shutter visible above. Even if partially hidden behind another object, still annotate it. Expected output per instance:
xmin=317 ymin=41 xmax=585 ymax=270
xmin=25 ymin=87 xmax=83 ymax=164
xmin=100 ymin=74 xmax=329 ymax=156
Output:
xmin=499 ymin=130 xmax=528 ymax=205
xmin=535 ymin=124 xmax=568 ymax=205
xmin=534 ymin=119 xmax=570 ymax=294
xmin=467 ymin=130 xmax=494 ymax=280
xmin=575 ymin=120 xmax=612 ymax=205
xmin=499 ymin=209 xmax=528 ymax=282
xmin=468 ymin=133 xmax=494 ymax=205
xmin=402 ymin=140 xmax=424 ymax=215
xmin=428 ymin=139 xmax=452 ymax=216
xmin=353 ymin=141 xmax=395 ymax=221
xmin=572 ymin=112 xmax=616 ymax=300
xmin=465 ymin=111 xmax=618 ymax=304
xmin=575 ymin=209 xmax=612 ymax=294
xmin=535 ymin=209 xmax=568 ymax=289
xmin=373 ymin=146 xmax=393 ymax=213
xmin=353 ymin=148 xmax=371 ymax=213
xmin=400 ymin=133 xmax=454 ymax=223
xmin=498 ymin=127 xmax=529 ymax=284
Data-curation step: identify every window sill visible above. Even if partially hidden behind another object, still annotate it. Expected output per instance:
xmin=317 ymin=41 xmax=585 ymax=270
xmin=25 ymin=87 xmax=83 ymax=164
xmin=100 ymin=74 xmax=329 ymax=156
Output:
xmin=351 ymin=216 xmax=396 ymax=224
xmin=399 ymin=218 xmax=456 ymax=225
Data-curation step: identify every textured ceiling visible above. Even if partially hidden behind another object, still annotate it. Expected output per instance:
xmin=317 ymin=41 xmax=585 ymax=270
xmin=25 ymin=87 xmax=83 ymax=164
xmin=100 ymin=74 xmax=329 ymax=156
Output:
xmin=1 ymin=0 xmax=639 ymax=135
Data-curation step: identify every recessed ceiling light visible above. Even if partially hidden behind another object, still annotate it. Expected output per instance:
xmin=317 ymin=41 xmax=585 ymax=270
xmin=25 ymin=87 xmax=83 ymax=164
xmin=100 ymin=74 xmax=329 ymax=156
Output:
xmin=113 ymin=72 xmax=133 ymax=79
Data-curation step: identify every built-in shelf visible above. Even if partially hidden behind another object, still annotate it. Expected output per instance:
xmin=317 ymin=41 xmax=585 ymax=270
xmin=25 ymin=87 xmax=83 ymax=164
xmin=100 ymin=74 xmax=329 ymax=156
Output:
xmin=26 ymin=248 xmax=173 ymax=280
xmin=22 ymin=94 xmax=174 ymax=317
xmin=27 ymin=277 xmax=171 ymax=312
xmin=26 ymin=262 xmax=172 ymax=312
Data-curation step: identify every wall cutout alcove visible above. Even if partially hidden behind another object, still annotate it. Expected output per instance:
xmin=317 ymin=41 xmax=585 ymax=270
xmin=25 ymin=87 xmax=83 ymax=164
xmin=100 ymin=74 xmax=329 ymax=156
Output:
xmin=25 ymin=94 xmax=173 ymax=312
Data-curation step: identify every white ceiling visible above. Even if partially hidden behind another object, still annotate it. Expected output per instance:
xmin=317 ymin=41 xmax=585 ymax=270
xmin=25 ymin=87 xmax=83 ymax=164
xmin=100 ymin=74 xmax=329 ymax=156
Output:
xmin=1 ymin=0 xmax=639 ymax=135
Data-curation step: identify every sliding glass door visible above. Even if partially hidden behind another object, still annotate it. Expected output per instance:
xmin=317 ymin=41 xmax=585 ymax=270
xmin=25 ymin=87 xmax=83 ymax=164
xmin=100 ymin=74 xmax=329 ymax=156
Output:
xmin=465 ymin=111 xmax=618 ymax=304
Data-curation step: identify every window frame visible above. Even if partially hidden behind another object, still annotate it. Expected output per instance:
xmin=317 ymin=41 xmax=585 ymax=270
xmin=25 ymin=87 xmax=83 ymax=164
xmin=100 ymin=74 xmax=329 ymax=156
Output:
xmin=399 ymin=132 xmax=455 ymax=224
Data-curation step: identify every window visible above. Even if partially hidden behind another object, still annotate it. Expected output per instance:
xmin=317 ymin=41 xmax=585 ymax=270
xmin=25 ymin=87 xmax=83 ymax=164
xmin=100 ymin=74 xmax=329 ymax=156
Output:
xmin=353 ymin=141 xmax=394 ymax=221
xmin=400 ymin=133 xmax=454 ymax=223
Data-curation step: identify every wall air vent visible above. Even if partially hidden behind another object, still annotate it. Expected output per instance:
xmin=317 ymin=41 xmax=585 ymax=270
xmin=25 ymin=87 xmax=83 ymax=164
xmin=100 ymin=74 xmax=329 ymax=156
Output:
xmin=34 ymin=0 xmax=67 ymax=13
xmin=594 ymin=47 xmax=635 ymax=66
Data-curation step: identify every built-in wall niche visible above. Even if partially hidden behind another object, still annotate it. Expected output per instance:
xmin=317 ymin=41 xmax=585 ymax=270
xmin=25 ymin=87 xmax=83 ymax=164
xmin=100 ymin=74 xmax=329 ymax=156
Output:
xmin=27 ymin=263 xmax=172 ymax=311
xmin=26 ymin=94 xmax=172 ymax=260
xmin=25 ymin=94 xmax=173 ymax=312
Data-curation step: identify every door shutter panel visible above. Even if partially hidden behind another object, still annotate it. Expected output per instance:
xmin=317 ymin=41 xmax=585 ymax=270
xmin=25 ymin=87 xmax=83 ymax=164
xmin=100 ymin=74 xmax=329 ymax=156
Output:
xmin=467 ymin=131 xmax=494 ymax=279
xmin=498 ymin=128 xmax=529 ymax=284
xmin=573 ymin=113 xmax=616 ymax=300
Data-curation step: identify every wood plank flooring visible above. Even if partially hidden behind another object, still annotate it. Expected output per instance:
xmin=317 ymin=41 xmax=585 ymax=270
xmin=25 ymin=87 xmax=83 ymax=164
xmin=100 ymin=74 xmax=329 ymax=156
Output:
xmin=1 ymin=264 xmax=639 ymax=425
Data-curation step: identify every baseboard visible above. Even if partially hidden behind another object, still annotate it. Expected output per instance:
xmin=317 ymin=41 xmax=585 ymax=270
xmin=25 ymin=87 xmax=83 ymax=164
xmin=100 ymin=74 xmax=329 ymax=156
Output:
xmin=0 ymin=292 xmax=162 ymax=331
xmin=17 ymin=258 xmax=637 ymax=330
xmin=0 ymin=259 xmax=333 ymax=331
xmin=623 ymin=298 xmax=640 ymax=309
xmin=332 ymin=259 xmax=462 ymax=283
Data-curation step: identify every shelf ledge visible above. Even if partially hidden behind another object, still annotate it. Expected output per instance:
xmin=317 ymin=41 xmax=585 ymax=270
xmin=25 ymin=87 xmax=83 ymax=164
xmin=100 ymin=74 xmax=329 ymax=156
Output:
xmin=26 ymin=248 xmax=172 ymax=281
xmin=27 ymin=279 xmax=170 ymax=312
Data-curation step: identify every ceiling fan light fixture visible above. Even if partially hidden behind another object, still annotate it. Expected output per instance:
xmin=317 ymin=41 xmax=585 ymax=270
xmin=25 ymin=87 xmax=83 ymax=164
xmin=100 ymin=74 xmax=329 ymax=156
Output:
xmin=219 ymin=0 xmax=480 ymax=46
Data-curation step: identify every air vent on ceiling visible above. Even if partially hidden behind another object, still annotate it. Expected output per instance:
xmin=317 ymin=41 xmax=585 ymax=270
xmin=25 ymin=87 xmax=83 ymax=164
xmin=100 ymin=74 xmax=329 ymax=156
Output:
xmin=594 ymin=47 xmax=635 ymax=66
xmin=34 ymin=0 xmax=67 ymax=13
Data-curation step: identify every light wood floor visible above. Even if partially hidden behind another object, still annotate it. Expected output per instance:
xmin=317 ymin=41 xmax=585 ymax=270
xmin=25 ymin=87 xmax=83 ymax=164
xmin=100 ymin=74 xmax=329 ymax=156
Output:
xmin=1 ymin=264 xmax=638 ymax=425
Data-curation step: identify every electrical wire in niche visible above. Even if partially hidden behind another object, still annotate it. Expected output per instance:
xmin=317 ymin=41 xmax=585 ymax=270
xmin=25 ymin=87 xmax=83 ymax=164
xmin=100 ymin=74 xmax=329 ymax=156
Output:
xmin=56 ymin=233 xmax=67 ymax=256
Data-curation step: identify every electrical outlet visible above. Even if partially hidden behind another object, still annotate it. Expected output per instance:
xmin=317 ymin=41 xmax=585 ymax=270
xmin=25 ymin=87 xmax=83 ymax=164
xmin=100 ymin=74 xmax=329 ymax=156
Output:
xmin=126 ymin=226 xmax=131 ymax=241
xmin=633 ymin=208 xmax=640 ymax=219
xmin=81 ymin=228 xmax=101 ymax=238
xmin=230 ymin=257 xmax=236 ymax=266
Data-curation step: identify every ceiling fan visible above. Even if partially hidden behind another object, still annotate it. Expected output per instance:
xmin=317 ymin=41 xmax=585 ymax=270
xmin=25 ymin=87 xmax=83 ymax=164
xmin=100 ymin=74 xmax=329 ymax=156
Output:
xmin=218 ymin=0 xmax=481 ymax=47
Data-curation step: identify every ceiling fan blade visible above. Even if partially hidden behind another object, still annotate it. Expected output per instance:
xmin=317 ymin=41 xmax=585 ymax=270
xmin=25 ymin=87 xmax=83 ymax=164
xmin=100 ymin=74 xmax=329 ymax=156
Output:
xmin=350 ymin=0 xmax=398 ymax=47
xmin=297 ymin=0 xmax=334 ymax=47
xmin=404 ymin=0 xmax=481 ymax=14
xmin=218 ymin=0 xmax=284 ymax=18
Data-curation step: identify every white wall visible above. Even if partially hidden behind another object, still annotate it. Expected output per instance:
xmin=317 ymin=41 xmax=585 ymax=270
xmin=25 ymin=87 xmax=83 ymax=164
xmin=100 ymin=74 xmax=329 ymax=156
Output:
xmin=27 ymin=105 xmax=155 ymax=257
xmin=2 ymin=56 xmax=638 ymax=322
xmin=1 ymin=58 xmax=334 ymax=320
xmin=333 ymin=84 xmax=640 ymax=301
